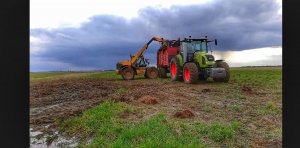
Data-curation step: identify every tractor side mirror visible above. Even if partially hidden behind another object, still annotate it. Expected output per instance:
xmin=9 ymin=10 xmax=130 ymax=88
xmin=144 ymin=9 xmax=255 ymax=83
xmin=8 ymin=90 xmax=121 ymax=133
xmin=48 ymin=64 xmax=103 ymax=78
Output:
xmin=215 ymin=39 xmax=218 ymax=46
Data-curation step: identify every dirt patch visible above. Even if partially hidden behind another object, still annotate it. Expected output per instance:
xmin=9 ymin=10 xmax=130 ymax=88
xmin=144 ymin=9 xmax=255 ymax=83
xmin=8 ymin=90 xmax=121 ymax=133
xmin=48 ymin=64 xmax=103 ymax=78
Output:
xmin=140 ymin=95 xmax=158 ymax=104
xmin=30 ymin=78 xmax=118 ymax=131
xmin=111 ymin=95 xmax=131 ymax=102
xmin=251 ymin=138 xmax=281 ymax=148
xmin=174 ymin=109 xmax=195 ymax=118
xmin=30 ymin=78 xmax=167 ymax=132
xmin=202 ymin=88 xmax=211 ymax=93
xmin=241 ymin=85 xmax=252 ymax=92
xmin=117 ymin=111 xmax=139 ymax=119
xmin=30 ymin=69 xmax=282 ymax=147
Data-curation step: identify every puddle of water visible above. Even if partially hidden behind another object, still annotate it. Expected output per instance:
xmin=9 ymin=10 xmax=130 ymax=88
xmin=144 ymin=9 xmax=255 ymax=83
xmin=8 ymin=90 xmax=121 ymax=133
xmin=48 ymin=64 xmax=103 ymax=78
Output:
xmin=30 ymin=127 xmax=78 ymax=148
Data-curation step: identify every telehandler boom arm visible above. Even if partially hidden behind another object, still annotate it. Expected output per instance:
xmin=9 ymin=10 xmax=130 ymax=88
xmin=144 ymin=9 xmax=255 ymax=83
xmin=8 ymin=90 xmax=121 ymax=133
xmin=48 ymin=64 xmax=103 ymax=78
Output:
xmin=130 ymin=37 xmax=167 ymax=64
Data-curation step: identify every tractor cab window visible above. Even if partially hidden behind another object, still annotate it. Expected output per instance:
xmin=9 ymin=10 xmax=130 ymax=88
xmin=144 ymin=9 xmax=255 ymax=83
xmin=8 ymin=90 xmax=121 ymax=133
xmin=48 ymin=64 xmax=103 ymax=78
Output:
xmin=191 ymin=42 xmax=201 ymax=52
xmin=135 ymin=56 xmax=147 ymax=67
xmin=181 ymin=41 xmax=207 ymax=53
xmin=192 ymin=41 xmax=207 ymax=52
xmin=200 ymin=41 xmax=207 ymax=52
xmin=181 ymin=42 xmax=195 ymax=53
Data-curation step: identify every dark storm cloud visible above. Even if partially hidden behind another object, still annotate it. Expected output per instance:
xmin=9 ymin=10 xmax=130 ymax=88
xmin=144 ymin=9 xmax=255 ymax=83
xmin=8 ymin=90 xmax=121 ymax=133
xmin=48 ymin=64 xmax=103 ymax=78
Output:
xmin=30 ymin=0 xmax=281 ymax=71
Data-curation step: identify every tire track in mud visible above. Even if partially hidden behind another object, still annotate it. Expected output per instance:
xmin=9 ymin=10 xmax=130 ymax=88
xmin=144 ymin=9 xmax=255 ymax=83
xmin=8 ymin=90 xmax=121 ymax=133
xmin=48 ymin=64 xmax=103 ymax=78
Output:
xmin=30 ymin=72 xmax=282 ymax=147
xmin=30 ymin=78 xmax=119 ymax=131
xmin=30 ymin=78 xmax=172 ymax=131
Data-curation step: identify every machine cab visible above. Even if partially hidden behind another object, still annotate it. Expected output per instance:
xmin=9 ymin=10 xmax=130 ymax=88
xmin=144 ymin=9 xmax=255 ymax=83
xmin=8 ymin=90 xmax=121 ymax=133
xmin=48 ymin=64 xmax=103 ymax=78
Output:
xmin=180 ymin=40 xmax=208 ymax=63
xmin=132 ymin=55 xmax=149 ymax=68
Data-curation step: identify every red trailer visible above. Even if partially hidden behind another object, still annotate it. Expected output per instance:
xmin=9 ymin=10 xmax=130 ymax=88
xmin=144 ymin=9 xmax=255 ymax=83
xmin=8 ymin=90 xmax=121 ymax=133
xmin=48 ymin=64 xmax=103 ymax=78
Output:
xmin=157 ymin=40 xmax=180 ymax=78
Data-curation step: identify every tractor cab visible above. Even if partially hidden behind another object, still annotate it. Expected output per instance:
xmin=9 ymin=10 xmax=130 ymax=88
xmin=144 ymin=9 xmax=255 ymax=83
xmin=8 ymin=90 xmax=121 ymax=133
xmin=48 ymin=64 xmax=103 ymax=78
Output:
xmin=180 ymin=37 xmax=217 ymax=68
xmin=132 ymin=55 xmax=149 ymax=68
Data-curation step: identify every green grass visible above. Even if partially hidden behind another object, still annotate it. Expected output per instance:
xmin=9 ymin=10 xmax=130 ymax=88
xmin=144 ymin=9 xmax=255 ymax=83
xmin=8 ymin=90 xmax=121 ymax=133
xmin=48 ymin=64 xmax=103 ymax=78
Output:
xmin=265 ymin=128 xmax=282 ymax=140
xmin=227 ymin=93 xmax=246 ymax=100
xmin=31 ymin=67 xmax=282 ymax=86
xmin=59 ymin=101 xmax=241 ymax=147
xmin=258 ymin=101 xmax=281 ymax=115
xmin=194 ymin=121 xmax=240 ymax=143
xmin=116 ymin=87 xmax=128 ymax=95
xmin=230 ymin=67 xmax=281 ymax=87
xmin=30 ymin=72 xmax=78 ymax=79
xmin=34 ymin=67 xmax=281 ymax=147
xmin=59 ymin=101 xmax=126 ymax=140
xmin=231 ymin=104 xmax=240 ymax=112
xmin=82 ymin=71 xmax=144 ymax=79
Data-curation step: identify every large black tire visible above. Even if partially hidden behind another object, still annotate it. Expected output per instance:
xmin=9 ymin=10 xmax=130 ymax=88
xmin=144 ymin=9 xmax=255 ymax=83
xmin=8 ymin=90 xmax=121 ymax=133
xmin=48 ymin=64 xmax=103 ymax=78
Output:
xmin=144 ymin=69 xmax=148 ymax=78
xmin=158 ymin=66 xmax=167 ymax=78
xmin=121 ymin=67 xmax=135 ymax=80
xmin=183 ymin=63 xmax=198 ymax=84
xmin=213 ymin=61 xmax=230 ymax=83
xmin=146 ymin=67 xmax=158 ymax=79
xmin=169 ymin=56 xmax=182 ymax=81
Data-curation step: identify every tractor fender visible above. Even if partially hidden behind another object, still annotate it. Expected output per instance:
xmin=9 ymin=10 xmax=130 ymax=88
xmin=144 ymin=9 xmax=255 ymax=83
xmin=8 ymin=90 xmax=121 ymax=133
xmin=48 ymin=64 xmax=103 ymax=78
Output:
xmin=121 ymin=66 xmax=128 ymax=71
xmin=121 ymin=66 xmax=137 ymax=74
xmin=176 ymin=54 xmax=184 ymax=67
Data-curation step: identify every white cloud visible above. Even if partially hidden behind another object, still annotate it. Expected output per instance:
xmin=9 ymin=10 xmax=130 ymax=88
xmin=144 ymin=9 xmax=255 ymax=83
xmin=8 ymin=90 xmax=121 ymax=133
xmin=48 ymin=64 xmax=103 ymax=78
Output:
xmin=276 ymin=0 xmax=282 ymax=15
xmin=213 ymin=46 xmax=282 ymax=67
xmin=30 ymin=36 xmax=50 ymax=55
xmin=30 ymin=0 xmax=212 ymax=29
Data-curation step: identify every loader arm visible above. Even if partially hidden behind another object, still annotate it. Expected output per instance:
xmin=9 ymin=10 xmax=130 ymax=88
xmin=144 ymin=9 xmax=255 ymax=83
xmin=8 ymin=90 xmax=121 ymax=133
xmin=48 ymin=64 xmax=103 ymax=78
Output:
xmin=130 ymin=37 xmax=167 ymax=64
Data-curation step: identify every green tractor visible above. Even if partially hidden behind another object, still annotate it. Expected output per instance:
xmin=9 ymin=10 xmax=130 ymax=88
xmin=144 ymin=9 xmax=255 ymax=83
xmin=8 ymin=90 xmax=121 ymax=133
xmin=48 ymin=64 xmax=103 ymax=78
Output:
xmin=169 ymin=36 xmax=230 ymax=84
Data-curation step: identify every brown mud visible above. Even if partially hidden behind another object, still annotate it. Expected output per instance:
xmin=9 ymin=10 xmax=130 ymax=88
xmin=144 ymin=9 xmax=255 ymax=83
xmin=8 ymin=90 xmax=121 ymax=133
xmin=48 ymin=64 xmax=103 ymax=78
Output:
xmin=30 ymin=76 xmax=281 ymax=147
xmin=140 ymin=95 xmax=158 ymax=104
xmin=174 ymin=109 xmax=195 ymax=118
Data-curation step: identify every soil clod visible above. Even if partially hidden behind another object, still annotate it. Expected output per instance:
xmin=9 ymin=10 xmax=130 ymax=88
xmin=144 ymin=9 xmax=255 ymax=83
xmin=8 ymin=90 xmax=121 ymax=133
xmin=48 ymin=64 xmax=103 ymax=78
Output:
xmin=174 ymin=109 xmax=195 ymax=118
xmin=140 ymin=95 xmax=158 ymax=104
xmin=241 ymin=85 xmax=252 ymax=92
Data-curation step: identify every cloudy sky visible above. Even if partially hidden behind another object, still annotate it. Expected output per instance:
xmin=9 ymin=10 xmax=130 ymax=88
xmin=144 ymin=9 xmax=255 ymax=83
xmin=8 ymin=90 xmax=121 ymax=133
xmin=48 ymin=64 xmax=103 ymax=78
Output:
xmin=30 ymin=0 xmax=282 ymax=72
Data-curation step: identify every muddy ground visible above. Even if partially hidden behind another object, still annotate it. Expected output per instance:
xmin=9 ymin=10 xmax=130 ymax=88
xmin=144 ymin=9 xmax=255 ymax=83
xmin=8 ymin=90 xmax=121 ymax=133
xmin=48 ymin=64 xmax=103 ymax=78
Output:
xmin=30 ymin=72 xmax=282 ymax=147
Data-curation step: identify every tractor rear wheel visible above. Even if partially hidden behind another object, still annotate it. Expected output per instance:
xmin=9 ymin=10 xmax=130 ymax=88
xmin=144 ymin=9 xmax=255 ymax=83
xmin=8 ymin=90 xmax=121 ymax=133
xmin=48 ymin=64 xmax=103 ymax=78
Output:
xmin=170 ymin=56 xmax=182 ymax=81
xmin=183 ymin=62 xmax=198 ymax=84
xmin=213 ymin=61 xmax=230 ymax=83
xmin=158 ymin=66 xmax=167 ymax=78
xmin=121 ymin=67 xmax=135 ymax=80
xmin=146 ymin=67 xmax=158 ymax=79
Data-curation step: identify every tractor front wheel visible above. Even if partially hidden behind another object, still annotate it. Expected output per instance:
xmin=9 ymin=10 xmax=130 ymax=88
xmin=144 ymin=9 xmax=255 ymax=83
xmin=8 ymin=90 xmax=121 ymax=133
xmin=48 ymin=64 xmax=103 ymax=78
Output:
xmin=213 ymin=61 xmax=230 ymax=83
xmin=146 ymin=67 xmax=158 ymax=79
xmin=183 ymin=63 xmax=198 ymax=84
xmin=121 ymin=67 xmax=135 ymax=80
xmin=170 ymin=56 xmax=182 ymax=81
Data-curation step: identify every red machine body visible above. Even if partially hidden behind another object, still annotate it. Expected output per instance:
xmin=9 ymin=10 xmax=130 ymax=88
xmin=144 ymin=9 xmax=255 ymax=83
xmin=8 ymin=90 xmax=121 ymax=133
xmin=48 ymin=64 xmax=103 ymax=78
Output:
xmin=157 ymin=46 xmax=180 ymax=68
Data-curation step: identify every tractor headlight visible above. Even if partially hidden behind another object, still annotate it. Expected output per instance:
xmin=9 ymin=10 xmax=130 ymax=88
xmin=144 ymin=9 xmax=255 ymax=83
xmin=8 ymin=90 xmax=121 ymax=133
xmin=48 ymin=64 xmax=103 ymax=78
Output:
xmin=205 ymin=55 xmax=215 ymax=61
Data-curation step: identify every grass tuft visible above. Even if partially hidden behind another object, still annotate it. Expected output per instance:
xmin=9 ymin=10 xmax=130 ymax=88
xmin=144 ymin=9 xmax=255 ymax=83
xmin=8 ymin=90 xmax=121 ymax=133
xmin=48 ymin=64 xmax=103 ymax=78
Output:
xmin=258 ymin=101 xmax=281 ymax=115
xmin=59 ymin=101 xmax=241 ymax=147
xmin=231 ymin=104 xmax=240 ymax=112
xmin=227 ymin=93 xmax=246 ymax=100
